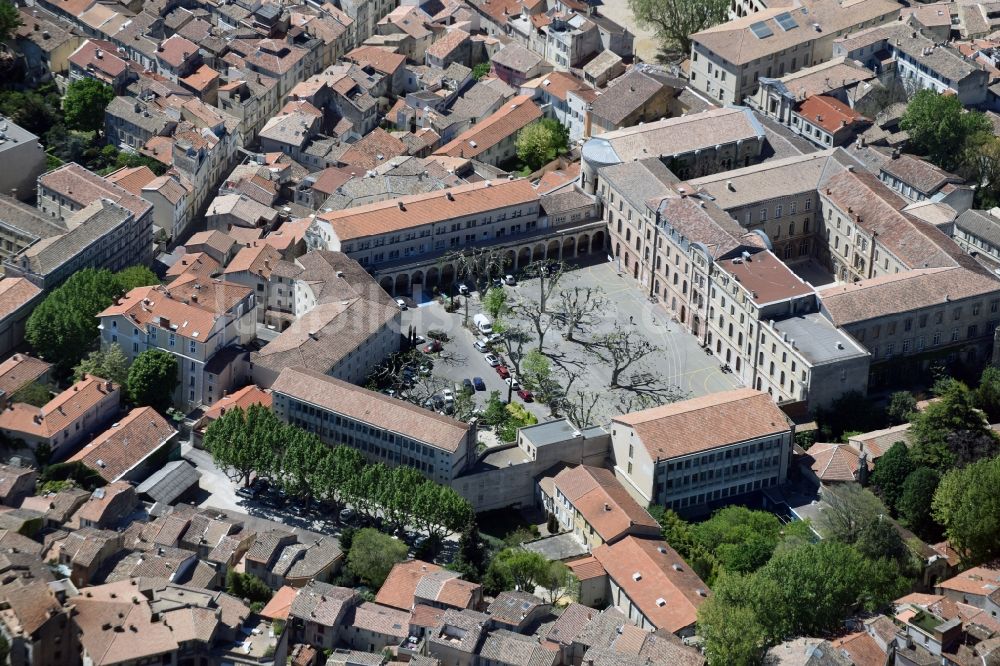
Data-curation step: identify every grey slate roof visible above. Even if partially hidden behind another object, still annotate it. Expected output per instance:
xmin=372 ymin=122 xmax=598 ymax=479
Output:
xmin=956 ymin=209 xmax=1000 ymax=248
xmin=15 ymin=200 xmax=133 ymax=278
xmin=135 ymin=460 xmax=201 ymax=504
xmin=0 ymin=195 xmax=65 ymax=240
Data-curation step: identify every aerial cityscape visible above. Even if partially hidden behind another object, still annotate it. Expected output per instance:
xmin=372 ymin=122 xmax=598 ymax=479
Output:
xmin=0 ymin=0 xmax=998 ymax=663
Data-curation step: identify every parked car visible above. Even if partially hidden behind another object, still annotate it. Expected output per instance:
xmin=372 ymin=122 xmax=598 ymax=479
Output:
xmin=486 ymin=332 xmax=503 ymax=344
xmin=474 ymin=340 xmax=490 ymax=353
xmin=339 ymin=508 xmax=357 ymax=523
xmin=236 ymin=486 xmax=259 ymax=500
xmin=458 ymin=284 xmax=469 ymax=295
xmin=473 ymin=377 xmax=486 ymax=391
xmin=484 ymin=353 xmax=500 ymax=367
xmin=473 ymin=314 xmax=493 ymax=334
xmin=414 ymin=335 xmax=426 ymax=344
xmin=517 ymin=389 xmax=534 ymax=402
xmin=505 ymin=274 xmax=516 ymax=285
xmin=496 ymin=365 xmax=510 ymax=379
xmin=492 ymin=278 xmax=503 ymax=288
xmin=423 ymin=340 xmax=442 ymax=353
xmin=443 ymin=388 xmax=455 ymax=403
xmin=395 ymin=298 xmax=407 ymax=310
xmin=505 ymin=376 xmax=521 ymax=390
xmin=462 ymin=378 xmax=474 ymax=394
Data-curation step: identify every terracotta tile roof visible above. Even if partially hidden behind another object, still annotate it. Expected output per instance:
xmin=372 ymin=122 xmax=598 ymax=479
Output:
xmin=273 ymin=367 xmax=470 ymax=453
xmin=0 ymin=354 xmax=50 ymax=399
xmin=426 ymin=28 xmax=470 ymax=60
xmin=165 ymin=252 xmax=220 ymax=281
xmin=435 ymin=95 xmax=542 ymax=159
xmin=819 ymin=266 xmax=1000 ymax=326
xmin=38 ymin=163 xmax=151 ymax=220
xmin=2 ymin=581 xmax=62 ymax=636
xmin=67 ymin=407 xmax=176 ymax=482
xmin=223 ymin=244 xmax=282 ymax=278
xmin=142 ymin=136 xmax=175 ymax=166
xmin=411 ymin=603 xmax=445 ymax=628
xmin=591 ymin=69 xmax=676 ymax=126
xmin=105 ymin=166 xmax=157 ymax=197
xmin=847 ymin=424 xmax=911 ymax=459
xmin=339 ymin=128 xmax=409 ymax=171
xmin=525 ymin=71 xmax=585 ymax=103
xmin=73 ymin=481 xmax=134 ymax=526
xmin=68 ymin=39 xmax=127 ymax=80
xmin=797 ymin=95 xmax=868 ymax=133
xmin=0 ymin=374 xmax=118 ymax=440
xmin=566 ymin=555 xmax=606 ymax=581
xmin=937 ymin=564 xmax=1000 ymax=597
xmin=142 ymin=173 xmax=191 ymax=205
xmin=805 ymin=442 xmax=870 ymax=482
xmin=545 ymin=603 xmax=595 ymax=645
xmin=0 ymin=279 xmax=42 ymax=322
xmin=180 ymin=64 xmax=219 ymax=92
xmin=613 ymin=388 xmax=790 ymax=460
xmin=488 ymin=590 xmax=545 ymax=625
xmin=554 ymin=465 xmax=659 ymax=543
xmin=717 ymin=250 xmax=814 ymax=306
xmin=346 ymin=45 xmax=406 ymax=75
xmin=310 ymin=167 xmax=354 ymax=197
xmin=351 ymin=601 xmax=410 ymax=638
xmin=880 ymin=154 xmax=962 ymax=196
xmin=186 ymin=230 xmax=236 ymax=256
xmin=0 ymin=463 xmax=36 ymax=502
xmin=375 ymin=560 xmax=443 ymax=610
xmin=318 ymin=178 xmax=538 ymax=240
xmin=156 ymin=35 xmax=198 ymax=69
xmin=202 ymin=385 xmax=271 ymax=422
xmin=260 ymin=585 xmax=297 ymax=621
xmin=72 ymin=594 xmax=178 ymax=665
xmin=592 ymin=537 xmax=708 ymax=634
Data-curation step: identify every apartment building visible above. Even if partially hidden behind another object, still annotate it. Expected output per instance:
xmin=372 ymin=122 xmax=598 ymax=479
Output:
xmin=434 ymin=95 xmax=543 ymax=166
xmin=953 ymin=209 xmax=1000 ymax=267
xmin=0 ymin=375 xmax=121 ymax=461
xmin=36 ymin=162 xmax=152 ymax=226
xmin=0 ymin=195 xmax=65 ymax=263
xmin=689 ymin=0 xmax=901 ymax=105
xmin=611 ymin=388 xmax=793 ymax=514
xmin=551 ymin=465 xmax=661 ymax=548
xmin=97 ymin=278 xmax=257 ymax=410
xmin=833 ymin=23 xmax=989 ymax=107
xmin=271 ymin=366 xmax=477 ymax=483
xmin=3 ymin=199 xmax=151 ymax=291
xmin=0 ymin=117 xmax=46 ymax=203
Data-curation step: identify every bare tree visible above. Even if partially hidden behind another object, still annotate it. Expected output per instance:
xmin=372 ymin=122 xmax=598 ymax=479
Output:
xmin=558 ymin=286 xmax=607 ymax=342
xmin=441 ymin=247 xmax=510 ymax=324
xmin=614 ymin=385 xmax=685 ymax=414
xmin=493 ymin=321 xmax=533 ymax=378
xmin=511 ymin=298 xmax=557 ymax=353
xmin=589 ymin=325 xmax=660 ymax=388
xmin=521 ymin=260 xmax=566 ymax=313
xmin=401 ymin=374 xmax=451 ymax=409
xmin=563 ymin=389 xmax=602 ymax=429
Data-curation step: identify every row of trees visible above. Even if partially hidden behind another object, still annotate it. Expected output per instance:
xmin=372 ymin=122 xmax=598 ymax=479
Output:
xmin=26 ymin=266 xmax=158 ymax=375
xmin=204 ymin=405 xmax=474 ymax=541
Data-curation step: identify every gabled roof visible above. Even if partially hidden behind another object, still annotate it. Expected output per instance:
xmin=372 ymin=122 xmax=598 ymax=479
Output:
xmin=804 ymin=442 xmax=870 ymax=482
xmin=796 ymin=95 xmax=868 ymax=134
xmin=553 ymin=465 xmax=659 ymax=543
xmin=435 ymin=95 xmax=541 ymax=159
xmin=0 ymin=354 xmax=51 ymax=399
xmin=67 ymin=407 xmax=177 ymax=482
xmin=592 ymin=537 xmax=709 ymax=634
xmin=0 ymin=375 xmax=118 ymax=439
xmin=613 ymin=388 xmax=790 ymax=460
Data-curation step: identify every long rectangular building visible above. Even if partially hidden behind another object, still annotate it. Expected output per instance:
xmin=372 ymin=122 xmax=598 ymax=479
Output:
xmin=271 ymin=367 xmax=477 ymax=483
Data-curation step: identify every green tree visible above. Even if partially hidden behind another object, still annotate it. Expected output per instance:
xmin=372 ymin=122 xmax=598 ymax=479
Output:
xmin=484 ymin=548 xmax=548 ymax=595
xmin=628 ymin=0 xmax=727 ymax=55
xmin=482 ymin=390 xmax=508 ymax=427
xmin=816 ymin=391 xmax=886 ymax=441
xmin=515 ymin=119 xmax=569 ymax=172
xmin=482 ymin=287 xmax=508 ymax=322
xmin=975 ymin=366 xmax=1000 ymax=422
xmin=412 ymin=481 xmax=474 ymax=541
xmin=887 ymin=391 xmax=918 ymax=425
xmin=204 ymin=404 xmax=284 ymax=487
xmin=817 ymin=484 xmax=890 ymax=545
xmin=0 ymin=0 xmax=23 ymax=42
xmin=127 ymin=349 xmax=177 ymax=410
xmin=649 ymin=506 xmax=718 ymax=582
xmin=452 ymin=519 xmax=488 ymax=582
xmin=347 ymin=528 xmax=408 ymax=588
xmin=900 ymin=90 xmax=991 ymax=171
xmin=868 ymin=442 xmax=914 ymax=513
xmin=39 ymin=460 xmax=104 ymax=490
xmin=498 ymin=402 xmax=537 ymax=442
xmin=471 ymin=61 xmax=491 ymax=80
xmin=25 ymin=267 xmax=156 ymax=375
xmin=63 ymin=78 xmax=115 ymax=133
xmin=11 ymin=381 xmax=51 ymax=407
xmin=854 ymin=517 xmax=907 ymax=564
xmin=698 ymin=591 xmax=768 ymax=666
xmin=520 ymin=349 xmax=561 ymax=410
xmin=897 ymin=467 xmax=941 ymax=539
xmin=932 ymin=455 xmax=1000 ymax=565
xmin=693 ymin=506 xmax=785 ymax=575
xmin=910 ymin=378 xmax=997 ymax=469
xmin=225 ymin=569 xmax=272 ymax=604
xmin=74 ymin=344 xmax=130 ymax=388
xmin=538 ymin=561 xmax=579 ymax=605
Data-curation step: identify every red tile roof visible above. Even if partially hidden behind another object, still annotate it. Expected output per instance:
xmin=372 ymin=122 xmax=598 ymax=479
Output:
xmin=67 ymin=406 xmax=177 ymax=482
xmin=157 ymin=35 xmax=198 ymax=69
xmin=0 ymin=375 xmax=118 ymax=440
xmin=797 ymin=95 xmax=867 ymax=134
xmin=554 ymin=465 xmax=660 ymax=543
xmin=346 ymin=45 xmax=406 ymax=75
xmin=435 ymin=95 xmax=542 ymax=159
xmin=375 ymin=560 xmax=442 ymax=610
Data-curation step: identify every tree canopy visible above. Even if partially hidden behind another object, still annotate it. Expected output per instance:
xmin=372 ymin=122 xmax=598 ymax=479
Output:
xmin=932 ymin=454 xmax=1000 ymax=565
xmin=897 ymin=466 xmax=941 ymax=540
xmin=484 ymin=548 xmax=549 ymax=595
xmin=204 ymin=404 xmax=285 ymax=487
xmin=0 ymin=0 xmax=23 ymax=42
xmin=74 ymin=344 xmax=130 ymax=389
xmin=628 ymin=0 xmax=728 ymax=56
xmin=25 ymin=266 xmax=158 ymax=375
xmin=900 ymin=90 xmax=991 ymax=172
xmin=869 ymin=442 xmax=914 ymax=514
xmin=347 ymin=528 xmax=408 ymax=588
xmin=516 ymin=119 xmax=569 ymax=172
xmin=63 ymin=78 xmax=115 ymax=133
xmin=909 ymin=378 xmax=998 ymax=469
xmin=127 ymin=349 xmax=177 ymax=410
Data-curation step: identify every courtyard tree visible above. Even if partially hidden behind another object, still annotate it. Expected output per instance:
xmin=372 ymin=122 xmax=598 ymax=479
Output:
xmin=932 ymin=454 xmax=1000 ymax=565
xmin=817 ymin=484 xmax=889 ymax=545
xmin=412 ymin=481 xmax=474 ymax=541
xmin=910 ymin=378 xmax=998 ymax=470
xmin=887 ymin=391 xmax=918 ymax=425
xmin=511 ymin=298 xmax=557 ymax=353
xmin=441 ymin=247 xmax=509 ymax=324
xmin=74 ymin=344 xmax=130 ymax=389
xmin=453 ymin=519 xmax=489 ymax=582
xmin=63 ymin=78 xmax=115 ymax=134
xmin=521 ymin=260 xmax=565 ymax=313
xmin=126 ymin=349 xmax=178 ymax=411
xmin=482 ymin=287 xmax=508 ymax=322
xmin=521 ymin=350 xmax=563 ymax=412
xmin=628 ymin=0 xmax=728 ymax=56
xmin=975 ymin=366 xmax=1000 ymax=422
xmin=558 ymin=286 xmax=607 ymax=342
xmin=347 ymin=528 xmax=408 ymax=588
xmin=538 ymin=561 xmax=579 ymax=604
xmin=484 ymin=548 xmax=549 ymax=594
xmin=897 ymin=467 xmax=941 ymax=540
xmin=589 ymin=324 xmax=659 ymax=388
xmin=516 ymin=119 xmax=569 ymax=172
xmin=0 ymin=1 xmax=23 ymax=42
xmin=563 ymin=389 xmax=601 ymax=429
xmin=493 ymin=321 xmax=533 ymax=378
xmin=11 ymin=382 xmax=51 ymax=407
xmin=900 ymin=90 xmax=991 ymax=171
xmin=869 ymin=442 xmax=915 ymax=513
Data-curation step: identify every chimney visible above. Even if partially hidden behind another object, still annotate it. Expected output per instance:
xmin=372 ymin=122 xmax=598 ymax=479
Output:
xmin=397 ymin=201 xmax=405 ymax=211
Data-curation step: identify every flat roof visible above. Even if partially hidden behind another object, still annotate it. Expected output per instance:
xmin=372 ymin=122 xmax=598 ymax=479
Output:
xmin=771 ymin=313 xmax=869 ymax=365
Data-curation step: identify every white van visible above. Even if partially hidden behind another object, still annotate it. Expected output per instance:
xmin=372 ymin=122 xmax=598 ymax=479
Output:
xmin=473 ymin=313 xmax=493 ymax=334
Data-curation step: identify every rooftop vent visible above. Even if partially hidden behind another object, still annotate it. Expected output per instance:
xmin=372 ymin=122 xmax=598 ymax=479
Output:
xmin=655 ymin=598 xmax=666 ymax=607
xmin=632 ymin=572 xmax=642 ymax=581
